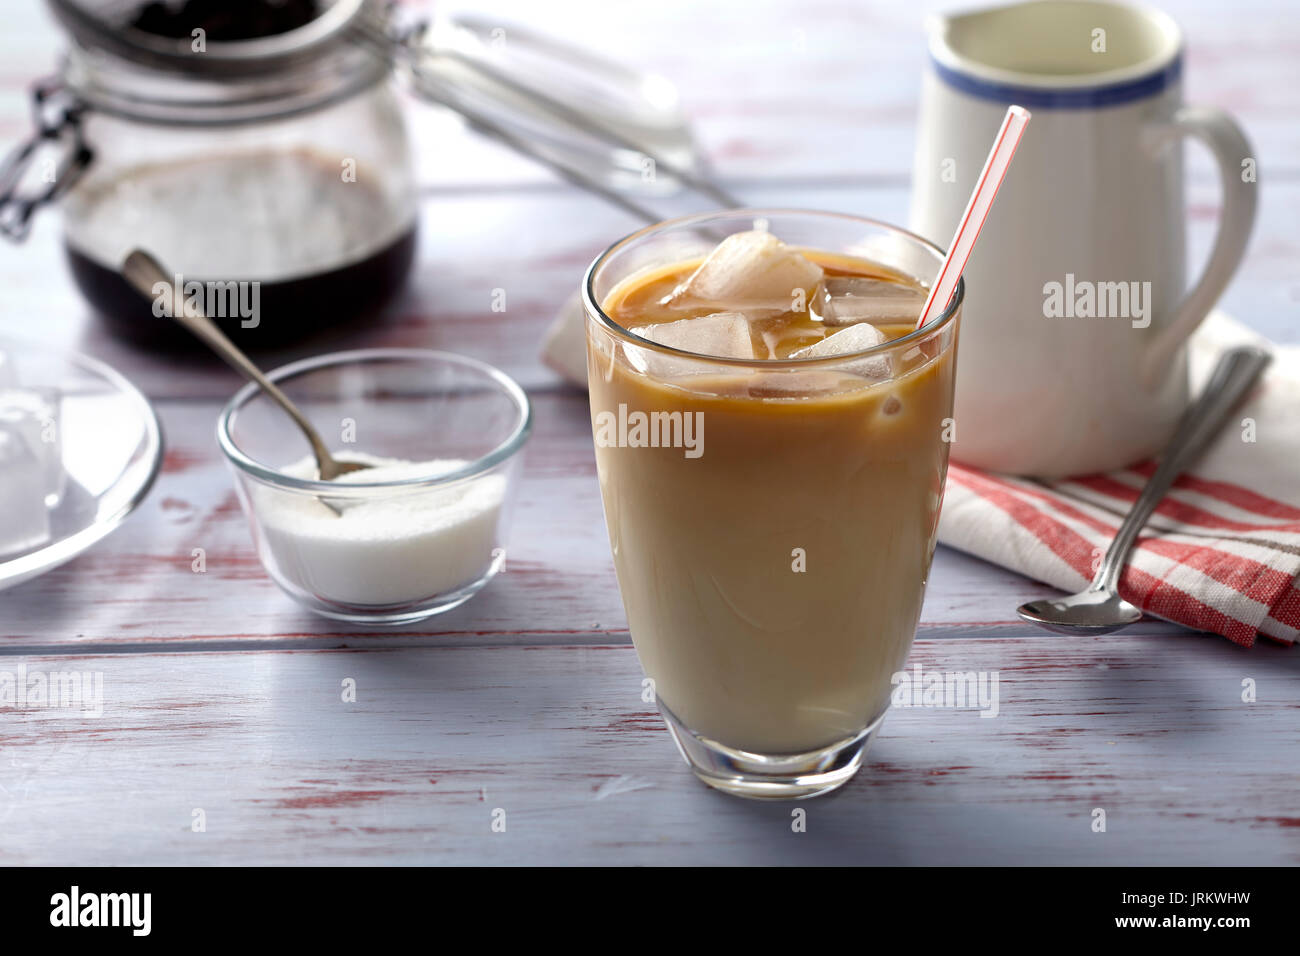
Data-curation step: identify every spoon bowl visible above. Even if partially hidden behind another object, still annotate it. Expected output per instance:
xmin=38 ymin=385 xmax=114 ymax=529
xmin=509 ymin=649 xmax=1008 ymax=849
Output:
xmin=1017 ymin=590 xmax=1143 ymax=636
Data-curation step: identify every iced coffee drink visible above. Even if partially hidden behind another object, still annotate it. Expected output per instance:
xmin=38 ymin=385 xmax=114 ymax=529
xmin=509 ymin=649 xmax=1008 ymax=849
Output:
xmin=584 ymin=211 xmax=962 ymax=798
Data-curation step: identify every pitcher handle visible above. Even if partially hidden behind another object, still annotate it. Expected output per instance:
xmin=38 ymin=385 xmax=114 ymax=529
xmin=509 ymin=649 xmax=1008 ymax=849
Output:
xmin=1140 ymin=106 xmax=1257 ymax=385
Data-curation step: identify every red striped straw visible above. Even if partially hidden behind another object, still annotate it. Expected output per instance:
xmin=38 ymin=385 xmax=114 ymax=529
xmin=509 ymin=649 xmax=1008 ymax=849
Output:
xmin=915 ymin=105 xmax=1032 ymax=329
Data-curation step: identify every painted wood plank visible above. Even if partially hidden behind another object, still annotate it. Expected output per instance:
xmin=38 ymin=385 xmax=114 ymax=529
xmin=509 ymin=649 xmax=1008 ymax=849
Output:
xmin=0 ymin=634 xmax=1295 ymax=865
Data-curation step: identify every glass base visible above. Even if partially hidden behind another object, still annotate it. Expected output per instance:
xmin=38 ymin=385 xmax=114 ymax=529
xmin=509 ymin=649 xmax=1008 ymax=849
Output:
xmin=270 ymin=554 xmax=502 ymax=626
xmin=292 ymin=583 xmax=483 ymax=625
xmin=659 ymin=697 xmax=884 ymax=800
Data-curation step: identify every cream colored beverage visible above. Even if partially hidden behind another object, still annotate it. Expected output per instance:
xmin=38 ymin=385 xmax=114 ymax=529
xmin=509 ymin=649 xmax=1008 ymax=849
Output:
xmin=584 ymin=212 xmax=962 ymax=798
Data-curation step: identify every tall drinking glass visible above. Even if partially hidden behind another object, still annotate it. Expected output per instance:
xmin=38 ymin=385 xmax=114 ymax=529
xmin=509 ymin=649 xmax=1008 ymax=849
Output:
xmin=583 ymin=210 xmax=963 ymax=798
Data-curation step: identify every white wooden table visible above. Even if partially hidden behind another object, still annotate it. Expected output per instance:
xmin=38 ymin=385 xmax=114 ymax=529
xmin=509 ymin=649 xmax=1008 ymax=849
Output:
xmin=1 ymin=0 xmax=1298 ymax=865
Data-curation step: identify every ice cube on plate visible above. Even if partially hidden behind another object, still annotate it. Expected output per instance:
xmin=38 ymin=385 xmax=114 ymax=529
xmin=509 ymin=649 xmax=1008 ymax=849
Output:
xmin=0 ymin=387 xmax=64 ymax=506
xmin=791 ymin=322 xmax=891 ymax=379
xmin=671 ymin=231 xmax=823 ymax=312
xmin=631 ymin=312 xmax=756 ymax=360
xmin=0 ymin=349 xmax=17 ymax=390
xmin=816 ymin=276 xmax=925 ymax=326
xmin=0 ymin=424 xmax=51 ymax=556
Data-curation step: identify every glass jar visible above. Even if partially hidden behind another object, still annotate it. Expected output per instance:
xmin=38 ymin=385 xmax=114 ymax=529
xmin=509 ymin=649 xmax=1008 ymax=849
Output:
xmin=0 ymin=0 xmax=705 ymax=350
xmin=13 ymin=0 xmax=418 ymax=349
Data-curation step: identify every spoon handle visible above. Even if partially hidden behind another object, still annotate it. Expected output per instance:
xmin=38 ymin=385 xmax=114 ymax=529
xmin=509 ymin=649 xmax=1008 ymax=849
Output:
xmin=1092 ymin=345 xmax=1272 ymax=593
xmin=120 ymin=250 xmax=337 ymax=473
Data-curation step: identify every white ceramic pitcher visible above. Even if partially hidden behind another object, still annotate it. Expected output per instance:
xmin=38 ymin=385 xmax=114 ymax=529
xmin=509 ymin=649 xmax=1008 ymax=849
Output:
xmin=910 ymin=0 xmax=1256 ymax=477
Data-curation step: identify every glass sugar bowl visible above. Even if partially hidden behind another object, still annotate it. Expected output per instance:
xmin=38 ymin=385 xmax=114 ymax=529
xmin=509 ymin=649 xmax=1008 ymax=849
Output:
xmin=218 ymin=348 xmax=532 ymax=624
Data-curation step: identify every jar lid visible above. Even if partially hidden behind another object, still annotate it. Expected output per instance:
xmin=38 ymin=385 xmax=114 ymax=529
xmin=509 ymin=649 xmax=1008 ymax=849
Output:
xmin=46 ymin=0 xmax=371 ymax=76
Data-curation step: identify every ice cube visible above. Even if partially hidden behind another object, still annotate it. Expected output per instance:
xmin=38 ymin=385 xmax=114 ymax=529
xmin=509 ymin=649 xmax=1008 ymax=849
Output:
xmin=744 ymin=369 xmax=861 ymax=398
xmin=0 ymin=424 xmax=51 ymax=556
xmin=0 ymin=387 xmax=64 ymax=506
xmin=630 ymin=312 xmax=756 ymax=361
xmin=671 ymin=231 xmax=823 ymax=312
xmin=791 ymin=322 xmax=891 ymax=379
xmin=816 ymin=276 xmax=925 ymax=326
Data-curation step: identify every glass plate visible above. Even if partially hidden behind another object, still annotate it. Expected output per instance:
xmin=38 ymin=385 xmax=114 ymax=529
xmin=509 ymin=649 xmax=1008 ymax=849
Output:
xmin=0 ymin=338 xmax=162 ymax=592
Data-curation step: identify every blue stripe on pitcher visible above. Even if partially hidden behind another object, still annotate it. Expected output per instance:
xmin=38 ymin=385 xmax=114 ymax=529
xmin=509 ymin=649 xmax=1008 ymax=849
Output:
xmin=932 ymin=55 xmax=1182 ymax=108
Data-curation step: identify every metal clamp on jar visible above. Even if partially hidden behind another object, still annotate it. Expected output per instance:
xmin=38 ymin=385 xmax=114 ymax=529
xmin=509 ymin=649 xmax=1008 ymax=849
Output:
xmin=0 ymin=0 xmax=717 ymax=349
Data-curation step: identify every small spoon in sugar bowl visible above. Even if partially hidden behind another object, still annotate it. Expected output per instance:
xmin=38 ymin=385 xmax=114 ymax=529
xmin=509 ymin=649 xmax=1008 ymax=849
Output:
xmin=121 ymin=249 xmax=371 ymax=505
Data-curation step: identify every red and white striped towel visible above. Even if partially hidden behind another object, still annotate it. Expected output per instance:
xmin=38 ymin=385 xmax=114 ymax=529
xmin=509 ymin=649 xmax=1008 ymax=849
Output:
xmin=939 ymin=311 xmax=1300 ymax=647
